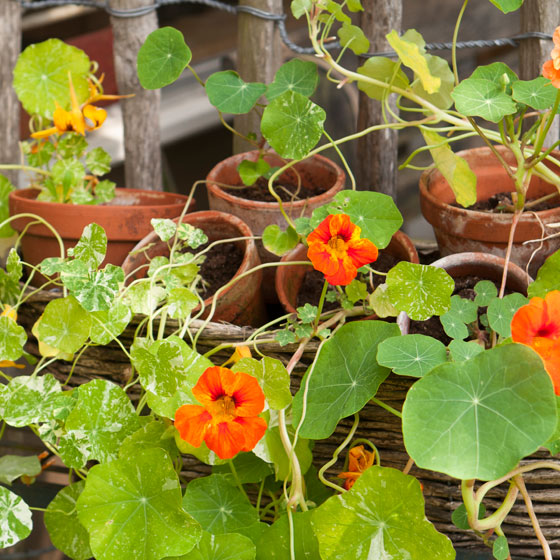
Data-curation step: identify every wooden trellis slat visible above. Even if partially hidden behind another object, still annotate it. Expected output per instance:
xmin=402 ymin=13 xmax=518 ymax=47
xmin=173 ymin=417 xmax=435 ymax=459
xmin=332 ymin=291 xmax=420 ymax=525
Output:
xmin=233 ymin=0 xmax=283 ymax=154
xmin=356 ymin=0 xmax=402 ymax=200
xmin=109 ymin=0 xmax=162 ymax=190
xmin=0 ymin=0 xmax=21 ymax=186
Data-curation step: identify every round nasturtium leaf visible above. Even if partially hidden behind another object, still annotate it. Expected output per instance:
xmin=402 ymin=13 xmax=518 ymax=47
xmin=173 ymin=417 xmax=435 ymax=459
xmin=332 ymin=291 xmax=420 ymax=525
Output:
xmin=183 ymin=474 xmax=259 ymax=535
xmin=266 ymin=58 xmax=319 ymax=101
xmin=0 ymin=455 xmax=41 ymax=485
xmin=68 ymin=223 xmax=107 ymax=269
xmin=36 ymin=296 xmax=91 ymax=354
xmin=0 ymin=315 xmax=26 ymax=362
xmin=0 ymin=486 xmax=32 ymax=548
xmin=0 ymin=374 xmax=61 ymax=427
xmin=13 ymin=38 xmax=91 ymax=118
xmin=44 ymin=482 xmax=92 ymax=560
xmin=512 ymin=77 xmax=559 ymax=111
xmin=262 ymin=224 xmax=299 ymax=257
xmin=377 ymin=334 xmax=447 ymax=378
xmin=386 ymin=262 xmax=454 ymax=321
xmin=77 ymin=448 xmax=201 ymax=560
xmin=137 ymin=26 xmax=192 ymax=89
xmin=179 ymin=530 xmax=257 ymax=560
xmin=402 ymin=344 xmax=557 ymax=480
xmin=357 ymin=56 xmax=410 ymax=101
xmin=311 ymin=466 xmax=455 ymax=560
xmin=292 ymin=320 xmax=401 ymax=439
xmin=528 ymin=248 xmax=560 ymax=298
xmin=205 ymin=70 xmax=266 ymax=114
xmin=325 ymin=190 xmax=403 ymax=249
xmin=64 ymin=379 xmax=141 ymax=464
xmin=261 ymin=91 xmax=325 ymax=160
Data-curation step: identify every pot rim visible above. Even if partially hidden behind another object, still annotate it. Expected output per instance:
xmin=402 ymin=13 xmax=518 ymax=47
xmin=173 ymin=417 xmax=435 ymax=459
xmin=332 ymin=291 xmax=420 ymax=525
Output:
xmin=205 ymin=150 xmax=346 ymax=210
xmin=419 ymin=145 xmax=560 ymax=223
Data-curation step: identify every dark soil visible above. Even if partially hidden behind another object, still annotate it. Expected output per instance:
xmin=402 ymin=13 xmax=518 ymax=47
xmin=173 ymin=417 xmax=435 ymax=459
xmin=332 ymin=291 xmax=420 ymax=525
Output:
xmin=198 ymin=242 xmax=244 ymax=299
xmin=224 ymin=176 xmax=323 ymax=203
xmin=458 ymin=191 xmax=560 ymax=213
xmin=295 ymin=251 xmax=401 ymax=310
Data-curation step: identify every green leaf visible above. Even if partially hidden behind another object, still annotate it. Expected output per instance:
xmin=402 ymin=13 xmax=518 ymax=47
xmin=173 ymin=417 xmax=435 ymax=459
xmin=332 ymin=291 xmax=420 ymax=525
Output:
xmin=131 ymin=335 xmax=207 ymax=398
xmin=528 ymin=248 xmax=560 ymax=298
xmin=487 ymin=0 xmax=523 ymax=14
xmin=94 ymin=179 xmax=116 ymax=203
xmin=421 ymin=130 xmax=477 ymax=207
xmin=151 ymin=217 xmax=177 ymax=241
xmin=37 ymin=295 xmax=91 ymax=353
xmin=486 ymin=292 xmax=528 ymax=338
xmin=123 ymin=282 xmax=166 ymax=315
xmin=176 ymin=224 xmax=208 ymax=248
xmin=177 ymin=530 xmax=257 ymax=560
xmin=292 ymin=321 xmax=400 ymax=439
xmin=256 ymin=511 xmax=320 ymax=559
xmin=86 ymin=146 xmax=112 ymax=175
xmin=470 ymin=62 xmax=518 ymax=93
xmin=544 ymin=396 xmax=560 ymax=455
xmin=357 ymin=57 xmax=410 ymax=101
xmin=253 ymin=424 xmax=312 ymax=480
xmin=262 ymin=225 xmax=299 ymax=256
xmin=451 ymin=78 xmax=517 ymax=123
xmin=297 ymin=302 xmax=318 ymax=323
xmin=119 ymin=419 xmax=179 ymax=460
xmin=267 ymin=59 xmax=319 ymax=101
xmin=474 ymin=279 xmax=498 ymax=306
xmin=386 ymin=262 xmax=454 ymax=321
xmin=237 ymin=158 xmax=271 ymax=186
xmin=440 ymin=295 xmax=479 ymax=340
xmin=0 ymin=455 xmax=41 ymax=485
xmin=0 ymin=374 xmax=61 ymax=427
xmin=213 ymin=452 xmax=274 ymax=484
xmin=232 ymin=357 xmax=292 ymax=410
xmin=493 ymin=535 xmax=510 ymax=560
xmin=291 ymin=0 xmax=312 ymax=18
xmin=89 ymin=300 xmax=132 ymax=345
xmin=0 ymin=315 xmax=26 ymax=362
xmin=345 ymin=279 xmax=368 ymax=304
xmin=44 ymin=482 xmax=92 ymax=560
xmin=68 ymin=223 xmax=107 ymax=269
xmin=368 ymin=283 xmax=399 ymax=318
xmin=451 ymin=503 xmax=486 ymax=530
xmin=13 ymin=38 xmax=91 ymax=118
xmin=77 ymin=448 xmax=201 ymax=560
xmin=338 ymin=22 xmax=370 ymax=55
xmin=412 ymin=53 xmax=455 ymax=110
xmin=51 ymin=158 xmax=86 ymax=194
xmin=512 ymin=77 xmax=558 ymax=110
xmin=402 ymin=344 xmax=557 ymax=480
xmin=206 ymin=71 xmax=266 ymax=114
xmin=311 ymin=466 xmax=455 ymax=560
xmin=0 ymin=486 xmax=32 ymax=548
xmin=0 ymin=175 xmax=15 ymax=238
xmin=325 ymin=190 xmax=403 ymax=249
xmin=448 ymin=339 xmax=485 ymax=362
xmin=167 ymin=287 xmax=199 ymax=319
xmin=377 ymin=334 xmax=447 ymax=377
xmin=64 ymin=379 xmax=141 ymax=464
xmin=137 ymin=26 xmax=192 ymax=89
xmin=386 ymin=29 xmax=440 ymax=94
xmin=57 ymin=133 xmax=87 ymax=159
xmin=261 ymin=91 xmax=325 ymax=159
xmin=183 ymin=474 xmax=259 ymax=534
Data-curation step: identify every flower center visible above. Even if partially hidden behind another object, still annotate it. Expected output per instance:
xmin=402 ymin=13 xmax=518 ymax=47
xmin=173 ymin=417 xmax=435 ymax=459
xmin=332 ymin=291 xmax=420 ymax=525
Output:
xmin=212 ymin=394 xmax=237 ymax=423
xmin=327 ymin=235 xmax=347 ymax=258
xmin=535 ymin=322 xmax=560 ymax=339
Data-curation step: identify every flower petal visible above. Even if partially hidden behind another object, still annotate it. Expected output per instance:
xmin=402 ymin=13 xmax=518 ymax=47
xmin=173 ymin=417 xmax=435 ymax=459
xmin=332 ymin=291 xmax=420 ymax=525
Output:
xmin=324 ymin=255 xmax=357 ymax=286
xmin=175 ymin=404 xmax=211 ymax=448
xmin=347 ymin=238 xmax=378 ymax=268
xmin=307 ymin=242 xmax=340 ymax=277
xmin=204 ymin=420 xmax=246 ymax=459
xmin=192 ymin=366 xmax=227 ymax=407
xmin=229 ymin=372 xmax=266 ymax=417
xmin=83 ymin=104 xmax=107 ymax=130
xmin=234 ymin=416 xmax=267 ymax=451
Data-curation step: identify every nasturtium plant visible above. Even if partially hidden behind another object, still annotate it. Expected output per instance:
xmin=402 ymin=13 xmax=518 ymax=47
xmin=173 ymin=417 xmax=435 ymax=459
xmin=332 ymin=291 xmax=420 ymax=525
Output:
xmin=0 ymin=486 xmax=33 ymax=548
xmin=266 ymin=58 xmax=318 ymax=101
xmin=0 ymin=455 xmax=41 ymax=485
xmin=206 ymin=71 xmax=267 ymax=114
xmin=262 ymin=224 xmax=299 ymax=256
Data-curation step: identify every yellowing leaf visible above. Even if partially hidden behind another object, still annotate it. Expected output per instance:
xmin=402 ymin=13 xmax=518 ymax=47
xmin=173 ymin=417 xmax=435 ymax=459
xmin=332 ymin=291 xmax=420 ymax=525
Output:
xmin=422 ymin=129 xmax=477 ymax=207
xmin=386 ymin=30 xmax=440 ymax=94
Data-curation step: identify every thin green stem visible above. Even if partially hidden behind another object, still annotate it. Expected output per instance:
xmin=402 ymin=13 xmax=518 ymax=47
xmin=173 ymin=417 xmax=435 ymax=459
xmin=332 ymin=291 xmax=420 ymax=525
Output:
xmin=370 ymin=396 xmax=402 ymax=419
xmin=452 ymin=0 xmax=469 ymax=85
xmin=228 ymin=459 xmax=250 ymax=503
xmin=313 ymin=280 xmax=329 ymax=331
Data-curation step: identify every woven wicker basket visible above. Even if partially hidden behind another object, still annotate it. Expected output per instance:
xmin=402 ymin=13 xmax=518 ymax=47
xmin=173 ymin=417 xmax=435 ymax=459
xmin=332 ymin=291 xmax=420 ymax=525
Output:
xmin=16 ymin=288 xmax=560 ymax=558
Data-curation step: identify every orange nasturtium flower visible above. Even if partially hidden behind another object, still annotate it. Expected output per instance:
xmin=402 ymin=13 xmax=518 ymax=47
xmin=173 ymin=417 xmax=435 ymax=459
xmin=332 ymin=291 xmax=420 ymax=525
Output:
xmin=337 ymin=445 xmax=375 ymax=490
xmin=175 ymin=366 xmax=267 ymax=460
xmin=542 ymin=26 xmax=560 ymax=88
xmin=511 ymin=290 xmax=560 ymax=395
xmin=306 ymin=213 xmax=378 ymax=286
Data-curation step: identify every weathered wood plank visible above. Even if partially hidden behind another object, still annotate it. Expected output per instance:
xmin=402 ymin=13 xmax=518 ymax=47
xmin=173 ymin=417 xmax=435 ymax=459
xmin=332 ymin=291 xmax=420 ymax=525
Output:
xmin=233 ymin=0 xmax=283 ymax=154
xmin=356 ymin=0 xmax=402 ymax=199
xmin=0 ymin=0 xmax=21 ymax=186
xmin=109 ymin=0 xmax=162 ymax=190
xmin=520 ymin=0 xmax=560 ymax=147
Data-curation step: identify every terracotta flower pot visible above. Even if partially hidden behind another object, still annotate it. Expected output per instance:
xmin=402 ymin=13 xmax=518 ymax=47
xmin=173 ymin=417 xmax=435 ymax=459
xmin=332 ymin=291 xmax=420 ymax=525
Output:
xmin=121 ymin=211 xmax=266 ymax=328
xmin=429 ymin=251 xmax=532 ymax=294
xmin=275 ymin=230 xmax=419 ymax=317
xmin=9 ymin=187 xmax=193 ymax=284
xmin=419 ymin=146 xmax=560 ymax=276
xmin=206 ymin=151 xmax=346 ymax=302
